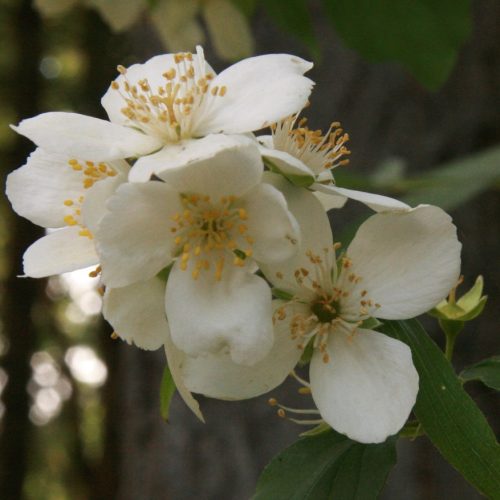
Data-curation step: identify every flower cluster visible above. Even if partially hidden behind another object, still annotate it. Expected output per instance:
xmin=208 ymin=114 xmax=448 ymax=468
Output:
xmin=6 ymin=47 xmax=461 ymax=444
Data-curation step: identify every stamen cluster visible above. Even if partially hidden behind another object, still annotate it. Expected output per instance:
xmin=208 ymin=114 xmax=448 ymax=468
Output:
xmin=63 ymin=160 xmax=117 ymax=239
xmin=112 ymin=52 xmax=223 ymax=141
xmin=271 ymin=114 xmax=351 ymax=177
xmin=169 ymin=194 xmax=254 ymax=280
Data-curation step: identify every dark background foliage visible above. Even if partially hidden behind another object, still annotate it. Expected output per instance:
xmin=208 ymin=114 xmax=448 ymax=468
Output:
xmin=0 ymin=0 xmax=498 ymax=498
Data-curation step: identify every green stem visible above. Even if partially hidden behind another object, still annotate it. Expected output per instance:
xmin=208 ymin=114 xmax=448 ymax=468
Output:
xmin=444 ymin=331 xmax=457 ymax=362
xmin=399 ymin=421 xmax=425 ymax=439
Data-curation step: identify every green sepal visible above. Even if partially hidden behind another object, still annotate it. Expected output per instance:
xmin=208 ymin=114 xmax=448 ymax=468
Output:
xmin=298 ymin=338 xmax=314 ymax=366
xmin=272 ymin=288 xmax=294 ymax=301
xmin=159 ymin=365 xmax=176 ymax=422
xmin=233 ymin=248 xmax=247 ymax=260
xmin=460 ymin=356 xmax=500 ymax=391
xmin=429 ymin=275 xmax=487 ymax=323
xmin=458 ymin=295 xmax=487 ymax=321
xmin=299 ymin=421 xmax=330 ymax=438
xmin=264 ymin=158 xmax=315 ymax=187
xmin=457 ymin=275 xmax=484 ymax=309
xmin=359 ymin=317 xmax=383 ymax=330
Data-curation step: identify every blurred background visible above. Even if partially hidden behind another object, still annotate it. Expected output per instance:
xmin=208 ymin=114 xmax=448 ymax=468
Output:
xmin=0 ymin=0 xmax=498 ymax=498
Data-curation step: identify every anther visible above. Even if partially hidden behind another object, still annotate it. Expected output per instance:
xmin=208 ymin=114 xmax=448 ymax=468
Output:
xmin=88 ymin=265 xmax=101 ymax=278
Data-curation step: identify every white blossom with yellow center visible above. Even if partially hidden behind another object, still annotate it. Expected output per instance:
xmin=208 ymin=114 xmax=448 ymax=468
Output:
xmin=258 ymin=111 xmax=411 ymax=212
xmin=176 ymin=175 xmax=462 ymax=443
xmin=102 ymin=46 xmax=314 ymax=181
xmin=13 ymin=47 xmax=314 ymax=184
xmin=96 ymin=137 xmax=301 ymax=366
xmin=6 ymin=148 xmax=128 ymax=277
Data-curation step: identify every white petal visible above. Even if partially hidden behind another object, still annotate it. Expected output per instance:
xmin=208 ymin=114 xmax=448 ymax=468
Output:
xmin=14 ymin=112 xmax=162 ymax=161
xmin=260 ymin=143 xmax=315 ymax=178
xmin=6 ymin=148 xmax=85 ymax=228
xmin=101 ymin=52 xmax=214 ymax=126
xmin=341 ymin=205 xmax=462 ymax=319
xmin=243 ymin=182 xmax=301 ymax=264
xmin=97 ymin=182 xmax=182 ymax=288
xmin=23 ymin=227 xmax=98 ymax=277
xmin=313 ymin=190 xmax=348 ymax=211
xmin=157 ymin=135 xmax=263 ymax=198
xmin=313 ymin=183 xmax=410 ymax=212
xmin=163 ymin=336 xmax=204 ymax=422
xmin=194 ymin=54 xmax=314 ymax=135
xmin=103 ymin=278 xmax=168 ymax=350
xmin=180 ymin=300 xmax=302 ymax=400
xmin=259 ymin=173 xmax=333 ymax=294
xmin=310 ymin=328 xmax=419 ymax=443
xmin=131 ymin=134 xmax=258 ymax=185
xmin=81 ymin=172 xmax=127 ymax=234
xmin=165 ymin=264 xmax=274 ymax=366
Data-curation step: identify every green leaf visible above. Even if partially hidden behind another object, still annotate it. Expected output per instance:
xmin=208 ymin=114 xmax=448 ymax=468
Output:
xmin=160 ymin=365 xmax=176 ymax=422
xmin=322 ymin=0 xmax=472 ymax=90
xmin=253 ymin=430 xmax=397 ymax=500
xmin=461 ymin=356 xmax=500 ymax=391
xmin=380 ymin=320 xmax=500 ymax=498
xmin=264 ymin=0 xmax=319 ymax=58
xmin=401 ymin=146 xmax=500 ymax=211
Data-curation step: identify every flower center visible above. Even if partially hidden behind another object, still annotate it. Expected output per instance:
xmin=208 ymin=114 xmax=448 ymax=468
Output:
xmin=63 ymin=159 xmax=118 ymax=239
xmin=311 ymin=297 xmax=341 ymax=323
xmin=111 ymin=51 xmax=225 ymax=142
xmin=169 ymin=194 xmax=254 ymax=280
xmin=271 ymin=113 xmax=350 ymax=179
xmin=273 ymin=245 xmax=381 ymax=363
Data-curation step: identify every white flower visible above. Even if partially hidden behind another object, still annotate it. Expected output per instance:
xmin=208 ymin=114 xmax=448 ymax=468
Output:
xmin=179 ymin=175 xmax=462 ymax=443
xmin=102 ymin=276 xmax=204 ymax=421
xmin=96 ymin=137 xmax=300 ymax=366
xmin=6 ymin=148 xmax=128 ymax=277
xmin=258 ymin=112 xmax=410 ymax=212
xmin=14 ymin=47 xmax=313 ymax=182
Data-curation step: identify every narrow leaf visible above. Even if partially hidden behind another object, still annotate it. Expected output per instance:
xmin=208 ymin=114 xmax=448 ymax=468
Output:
xmin=328 ymin=440 xmax=397 ymax=500
xmin=402 ymin=146 xmax=500 ymax=211
xmin=160 ymin=365 xmax=176 ymax=421
xmin=461 ymin=356 xmax=500 ymax=391
xmin=253 ymin=430 xmax=396 ymax=500
xmin=380 ymin=320 xmax=500 ymax=498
